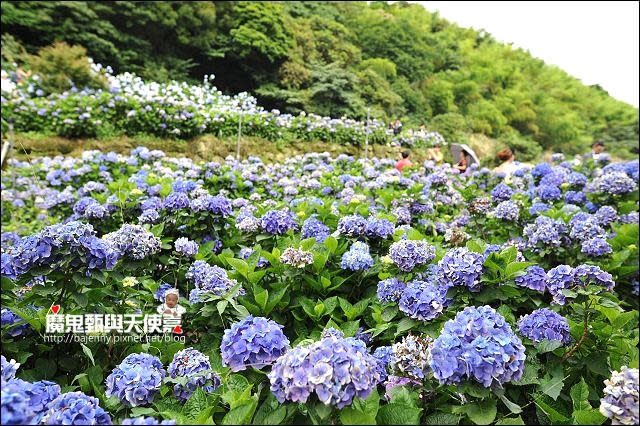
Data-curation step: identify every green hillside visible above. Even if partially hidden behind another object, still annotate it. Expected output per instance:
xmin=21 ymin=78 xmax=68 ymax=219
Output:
xmin=2 ymin=1 xmax=637 ymax=156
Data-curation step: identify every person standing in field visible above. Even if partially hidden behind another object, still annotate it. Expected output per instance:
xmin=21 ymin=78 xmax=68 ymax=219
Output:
xmin=426 ymin=144 xmax=444 ymax=165
xmin=583 ymin=141 xmax=606 ymax=162
xmin=493 ymin=147 xmax=520 ymax=183
xmin=396 ymin=151 xmax=412 ymax=171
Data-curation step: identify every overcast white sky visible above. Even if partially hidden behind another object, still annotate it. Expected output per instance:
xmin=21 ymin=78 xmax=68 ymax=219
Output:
xmin=411 ymin=1 xmax=639 ymax=107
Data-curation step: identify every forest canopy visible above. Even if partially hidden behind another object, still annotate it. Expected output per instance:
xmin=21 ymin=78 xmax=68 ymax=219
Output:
xmin=2 ymin=1 xmax=637 ymax=156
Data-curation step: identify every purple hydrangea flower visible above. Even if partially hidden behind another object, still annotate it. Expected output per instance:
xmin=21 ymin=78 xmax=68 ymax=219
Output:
xmin=388 ymin=240 xmax=435 ymax=272
xmin=392 ymin=334 xmax=432 ymax=380
xmin=105 ymin=353 xmax=166 ymax=407
xmin=168 ymin=348 xmax=221 ymax=401
xmin=221 ymin=316 xmax=289 ymax=372
xmin=377 ymin=278 xmax=405 ymax=303
xmin=1 ymin=356 xmax=20 ymax=382
xmin=365 ymin=218 xmax=396 ymax=239
xmin=565 ymin=190 xmax=586 ymax=205
xmin=301 ymin=217 xmax=330 ymax=243
xmin=599 ymin=367 xmax=639 ymax=425
xmin=514 ymin=266 xmax=547 ymax=292
xmin=436 ymin=247 xmax=484 ymax=292
xmin=341 ymin=241 xmax=374 ymax=271
xmin=546 ymin=265 xmax=576 ymax=305
xmin=104 ymin=224 xmax=161 ymax=260
xmin=491 ymin=183 xmax=514 ymax=201
xmin=372 ymin=346 xmax=395 ymax=382
xmin=174 ymin=237 xmax=199 ymax=257
xmin=337 ymin=214 xmax=368 ymax=237
xmin=581 ymin=238 xmax=613 ymax=256
xmin=163 ymin=192 xmax=190 ymax=211
xmin=586 ymin=172 xmax=637 ymax=195
xmin=1 ymin=308 xmax=31 ymax=337
xmin=537 ymin=185 xmax=562 ymax=201
xmin=517 ymin=308 xmax=572 ymax=346
xmin=190 ymin=195 xmax=232 ymax=217
xmin=595 ymin=206 xmax=618 ymax=227
xmin=493 ymin=200 xmax=520 ymax=221
xmin=398 ymin=281 xmax=451 ymax=321
xmin=260 ymin=209 xmax=298 ymax=235
xmin=429 ymin=306 xmax=526 ymax=387
xmin=186 ymin=260 xmax=243 ymax=302
xmin=268 ymin=334 xmax=380 ymax=408
xmin=41 ymin=391 xmax=112 ymax=425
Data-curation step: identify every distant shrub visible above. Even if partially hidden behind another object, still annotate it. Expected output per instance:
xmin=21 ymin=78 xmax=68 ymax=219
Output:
xmin=27 ymin=42 xmax=107 ymax=94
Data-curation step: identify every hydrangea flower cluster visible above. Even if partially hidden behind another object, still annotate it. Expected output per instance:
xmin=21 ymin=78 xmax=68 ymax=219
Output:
xmin=436 ymin=247 xmax=484 ymax=292
xmin=174 ymin=237 xmax=199 ymax=257
xmin=491 ymin=183 xmax=514 ymax=201
xmin=154 ymin=283 xmax=174 ymax=302
xmin=168 ymin=348 xmax=221 ymax=401
xmin=392 ymin=334 xmax=433 ymax=381
xmin=1 ymin=307 xmax=32 ymax=337
xmin=1 ymin=355 xmax=20 ymax=382
xmin=586 ymin=172 xmax=637 ymax=195
xmin=337 ymin=214 xmax=368 ymax=237
xmin=581 ymin=237 xmax=613 ymax=257
xmin=388 ymin=239 xmax=435 ymax=272
xmin=221 ymin=316 xmax=289 ymax=372
xmin=104 ymin=224 xmax=161 ymax=260
xmin=547 ymin=264 xmax=615 ymax=305
xmin=429 ymin=306 xmax=526 ymax=387
xmin=444 ymin=227 xmax=470 ymax=246
xmin=41 ymin=391 xmax=112 ymax=425
xmin=163 ymin=192 xmax=190 ymax=211
xmin=268 ymin=334 xmax=380 ymax=408
xmin=469 ymin=196 xmax=492 ymax=215
xmin=599 ymin=366 xmax=639 ymax=425
xmin=280 ymin=247 xmax=314 ymax=268
xmin=492 ymin=200 xmax=520 ymax=221
xmin=523 ymin=216 xmax=566 ymax=247
xmin=186 ymin=260 xmax=243 ymax=303
xmin=341 ymin=241 xmax=374 ymax=271
xmin=190 ymin=194 xmax=232 ymax=217
xmin=398 ymin=280 xmax=451 ymax=321
xmin=235 ymin=210 xmax=260 ymax=233
xmin=372 ymin=346 xmax=395 ymax=382
xmin=517 ymin=308 xmax=572 ymax=346
xmin=514 ymin=265 xmax=547 ymax=292
xmin=260 ymin=209 xmax=299 ymax=235
xmin=377 ymin=278 xmax=406 ymax=303
xmin=365 ymin=217 xmax=396 ymax=239
xmin=595 ymin=205 xmax=618 ymax=227
xmin=1 ymin=221 xmax=119 ymax=279
xmin=301 ymin=217 xmax=330 ymax=242
xmin=105 ymin=353 xmax=166 ymax=407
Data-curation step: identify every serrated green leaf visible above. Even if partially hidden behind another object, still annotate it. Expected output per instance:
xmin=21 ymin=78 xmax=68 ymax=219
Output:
xmin=570 ymin=378 xmax=591 ymax=411
xmin=376 ymin=403 xmax=421 ymax=425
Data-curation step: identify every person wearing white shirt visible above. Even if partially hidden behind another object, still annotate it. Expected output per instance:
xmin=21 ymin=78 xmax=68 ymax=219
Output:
xmin=157 ymin=288 xmax=186 ymax=317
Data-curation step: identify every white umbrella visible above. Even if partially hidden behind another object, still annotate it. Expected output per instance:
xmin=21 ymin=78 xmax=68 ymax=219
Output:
xmin=450 ymin=143 xmax=480 ymax=166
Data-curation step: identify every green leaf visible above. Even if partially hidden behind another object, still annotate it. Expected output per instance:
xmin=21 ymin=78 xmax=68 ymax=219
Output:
xmin=73 ymin=292 xmax=88 ymax=308
xmin=227 ymin=257 xmax=250 ymax=277
xmin=536 ymin=397 xmax=571 ymax=424
xmin=424 ymin=413 xmax=460 ymax=425
xmin=339 ymin=408 xmax=376 ymax=425
xmin=538 ymin=366 xmax=565 ymax=400
xmin=376 ymin=403 xmax=422 ymax=425
xmin=254 ymin=288 xmax=268 ymax=312
xmin=80 ymin=343 xmax=95 ymax=366
xmin=396 ymin=317 xmax=416 ymax=335
xmin=572 ymin=409 xmax=606 ymax=425
xmin=495 ymin=416 xmax=525 ymax=425
xmin=222 ymin=399 xmax=258 ymax=425
xmin=536 ymin=339 xmax=563 ymax=354
xmin=131 ymin=407 xmax=156 ymax=417
xmin=466 ymin=239 xmax=487 ymax=253
xmin=505 ymin=261 xmax=536 ymax=278
xmin=253 ymin=394 xmax=287 ymax=425
xmin=570 ymin=378 xmax=591 ymax=411
xmin=465 ymin=399 xmax=497 ymax=425
xmin=494 ymin=388 xmax=522 ymax=414
xmin=324 ymin=236 xmax=338 ymax=253
xmin=183 ymin=388 xmax=209 ymax=420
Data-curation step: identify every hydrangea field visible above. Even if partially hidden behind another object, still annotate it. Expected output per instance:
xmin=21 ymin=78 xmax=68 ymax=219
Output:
xmin=1 ymin=66 xmax=445 ymax=148
xmin=1 ymin=146 xmax=638 ymax=425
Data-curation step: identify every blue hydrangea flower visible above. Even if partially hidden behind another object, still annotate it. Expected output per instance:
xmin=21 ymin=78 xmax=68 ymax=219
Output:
xmin=398 ymin=281 xmax=451 ymax=321
xmin=337 ymin=214 xmax=368 ymax=237
xmin=154 ymin=283 xmax=174 ymax=302
xmin=514 ymin=266 xmax=547 ymax=292
xmin=377 ymin=278 xmax=406 ymax=303
xmin=221 ymin=316 xmax=289 ymax=372
xmin=168 ymin=348 xmax=221 ymax=401
xmin=587 ymin=172 xmax=637 ymax=195
xmin=529 ymin=202 xmax=550 ymax=215
xmin=1 ymin=356 xmax=20 ymax=382
xmin=372 ymin=346 xmax=395 ymax=382
xmin=341 ymin=242 xmax=374 ymax=271
xmin=595 ymin=206 xmax=618 ymax=227
xmin=491 ymin=183 xmax=514 ymax=201
xmin=163 ymin=192 xmax=190 ymax=211
xmin=1 ymin=308 xmax=31 ymax=337
xmin=546 ymin=265 xmax=576 ymax=305
xmin=186 ymin=260 xmax=243 ymax=302
xmin=174 ymin=237 xmax=199 ymax=257
xmin=599 ymin=366 xmax=639 ymax=425
xmin=41 ymin=391 xmax=112 ymax=425
xmin=429 ymin=306 xmax=526 ymax=387
xmin=388 ymin=240 xmax=435 ymax=272
xmin=493 ymin=200 xmax=520 ymax=221
xmin=570 ymin=216 xmax=606 ymax=242
xmin=524 ymin=216 xmax=565 ymax=247
xmin=565 ymin=190 xmax=586 ymax=205
xmin=517 ymin=308 xmax=572 ymax=346
xmin=301 ymin=217 xmax=330 ymax=243
xmin=537 ymin=185 xmax=562 ymax=201
xmin=105 ymin=353 xmax=166 ymax=407
xmin=190 ymin=194 xmax=232 ymax=217
xmin=365 ymin=218 xmax=396 ymax=239
xmin=268 ymin=334 xmax=380 ymax=408
xmin=122 ymin=417 xmax=176 ymax=425
xmin=139 ymin=209 xmax=160 ymax=224
xmin=532 ymin=162 xmax=553 ymax=178
xmin=260 ymin=209 xmax=298 ymax=235
xmin=436 ymin=247 xmax=484 ymax=292
xmin=104 ymin=224 xmax=161 ymax=260
xmin=1 ymin=379 xmax=36 ymax=425
xmin=581 ymin=238 xmax=613 ymax=256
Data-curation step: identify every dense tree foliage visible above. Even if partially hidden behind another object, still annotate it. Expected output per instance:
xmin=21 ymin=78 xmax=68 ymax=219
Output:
xmin=2 ymin=1 xmax=637 ymax=155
